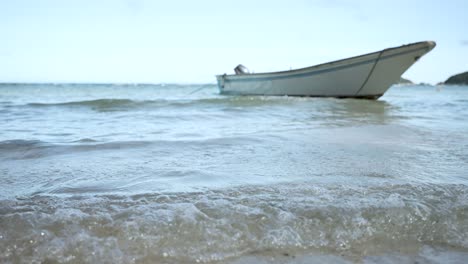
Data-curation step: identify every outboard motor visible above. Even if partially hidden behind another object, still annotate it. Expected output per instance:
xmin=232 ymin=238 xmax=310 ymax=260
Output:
xmin=234 ymin=64 xmax=250 ymax=75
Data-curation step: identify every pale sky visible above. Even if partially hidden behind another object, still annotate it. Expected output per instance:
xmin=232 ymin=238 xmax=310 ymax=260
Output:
xmin=1 ymin=0 xmax=467 ymax=84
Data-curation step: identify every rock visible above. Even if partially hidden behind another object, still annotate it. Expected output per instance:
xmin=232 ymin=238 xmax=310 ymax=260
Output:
xmin=417 ymin=82 xmax=432 ymax=86
xmin=444 ymin=71 xmax=468 ymax=85
xmin=396 ymin=77 xmax=413 ymax=85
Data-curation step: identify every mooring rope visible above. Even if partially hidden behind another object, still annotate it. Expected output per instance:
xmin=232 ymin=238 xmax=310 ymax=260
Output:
xmin=188 ymin=85 xmax=211 ymax=95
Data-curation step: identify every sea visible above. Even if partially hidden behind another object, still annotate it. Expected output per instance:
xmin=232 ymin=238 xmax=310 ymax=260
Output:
xmin=0 ymin=83 xmax=467 ymax=263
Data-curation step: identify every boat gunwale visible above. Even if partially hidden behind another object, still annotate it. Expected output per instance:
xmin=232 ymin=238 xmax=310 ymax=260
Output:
xmin=216 ymin=41 xmax=435 ymax=80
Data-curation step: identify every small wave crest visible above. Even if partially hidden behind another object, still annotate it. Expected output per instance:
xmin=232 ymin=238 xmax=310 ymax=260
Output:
xmin=24 ymin=98 xmax=217 ymax=112
xmin=20 ymin=96 xmax=321 ymax=112
xmin=71 ymin=138 xmax=98 ymax=143
xmin=0 ymin=136 xmax=261 ymax=160
xmin=28 ymin=98 xmax=145 ymax=110
xmin=0 ymin=139 xmax=151 ymax=160
xmin=0 ymin=139 xmax=45 ymax=151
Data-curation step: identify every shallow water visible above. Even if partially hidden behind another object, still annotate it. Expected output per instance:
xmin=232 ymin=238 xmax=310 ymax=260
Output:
xmin=1 ymin=83 xmax=468 ymax=263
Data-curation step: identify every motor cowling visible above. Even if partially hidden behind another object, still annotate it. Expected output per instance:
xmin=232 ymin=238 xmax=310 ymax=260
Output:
xmin=234 ymin=64 xmax=250 ymax=75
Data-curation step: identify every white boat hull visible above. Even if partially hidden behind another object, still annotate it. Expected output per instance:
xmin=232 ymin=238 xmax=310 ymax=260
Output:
xmin=216 ymin=41 xmax=436 ymax=99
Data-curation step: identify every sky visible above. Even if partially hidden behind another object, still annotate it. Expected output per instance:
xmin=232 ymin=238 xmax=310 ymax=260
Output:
xmin=1 ymin=0 xmax=467 ymax=84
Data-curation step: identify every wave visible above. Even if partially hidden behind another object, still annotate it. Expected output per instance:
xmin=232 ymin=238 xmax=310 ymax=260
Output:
xmin=18 ymin=96 xmax=315 ymax=112
xmin=24 ymin=98 xmax=204 ymax=112
xmin=0 ymin=139 xmax=150 ymax=160
xmin=0 ymin=139 xmax=45 ymax=150
xmin=0 ymin=136 xmax=263 ymax=160
xmin=0 ymin=182 xmax=467 ymax=263
xmin=28 ymin=98 xmax=150 ymax=109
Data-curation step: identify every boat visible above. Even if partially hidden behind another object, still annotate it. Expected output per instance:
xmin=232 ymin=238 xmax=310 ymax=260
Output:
xmin=216 ymin=41 xmax=436 ymax=99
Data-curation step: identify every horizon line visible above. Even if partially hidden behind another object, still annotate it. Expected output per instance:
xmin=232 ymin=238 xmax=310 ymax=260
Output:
xmin=0 ymin=82 xmax=218 ymax=86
